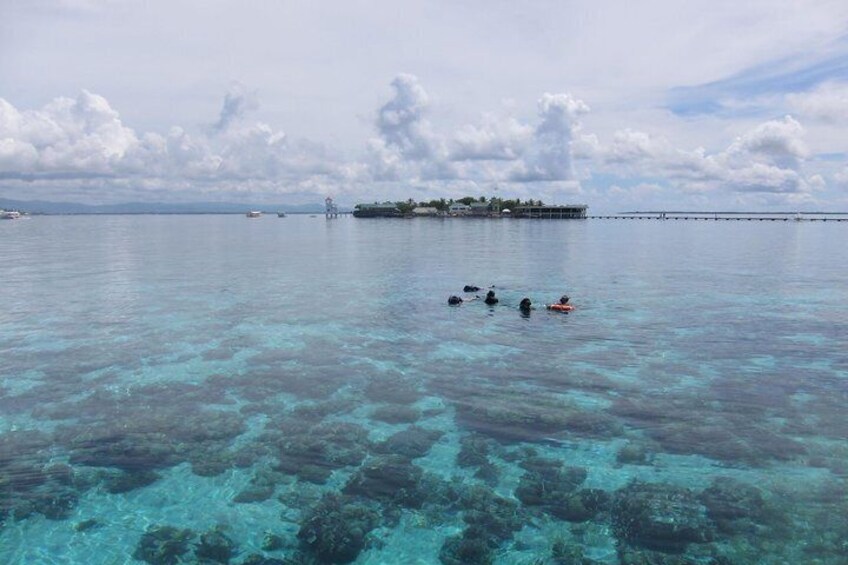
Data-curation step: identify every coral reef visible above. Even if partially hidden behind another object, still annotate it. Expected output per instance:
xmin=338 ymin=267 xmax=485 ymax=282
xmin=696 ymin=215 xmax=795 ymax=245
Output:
xmin=343 ymin=456 xmax=427 ymax=508
xmin=272 ymin=421 xmax=370 ymax=484
xmin=297 ymin=494 xmax=380 ymax=563
xmin=103 ymin=470 xmax=161 ymax=494
xmin=611 ymin=482 xmax=714 ymax=553
xmin=374 ymin=426 xmax=444 ymax=459
xmin=370 ymin=404 xmax=421 ymax=424
xmin=133 ymin=525 xmax=196 ymax=565
xmin=195 ymin=526 xmax=238 ymax=563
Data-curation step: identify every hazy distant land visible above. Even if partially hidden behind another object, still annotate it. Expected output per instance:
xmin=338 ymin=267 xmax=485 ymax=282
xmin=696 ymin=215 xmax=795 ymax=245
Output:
xmin=0 ymin=198 xmax=334 ymax=215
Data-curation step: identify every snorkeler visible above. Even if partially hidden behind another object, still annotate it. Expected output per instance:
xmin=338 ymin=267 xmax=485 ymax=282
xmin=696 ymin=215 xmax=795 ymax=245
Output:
xmin=449 ymin=295 xmax=480 ymax=305
xmin=463 ymin=285 xmax=481 ymax=292
xmin=546 ymin=295 xmax=574 ymax=312
xmin=519 ymin=297 xmax=533 ymax=313
xmin=484 ymin=290 xmax=499 ymax=305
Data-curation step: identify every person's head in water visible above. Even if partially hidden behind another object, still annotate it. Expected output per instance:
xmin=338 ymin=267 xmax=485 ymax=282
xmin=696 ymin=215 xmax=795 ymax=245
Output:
xmin=448 ymin=295 xmax=462 ymax=305
xmin=463 ymin=285 xmax=481 ymax=293
xmin=519 ymin=298 xmax=532 ymax=311
xmin=560 ymin=295 xmax=570 ymax=305
xmin=487 ymin=290 xmax=496 ymax=298
xmin=484 ymin=290 xmax=499 ymax=305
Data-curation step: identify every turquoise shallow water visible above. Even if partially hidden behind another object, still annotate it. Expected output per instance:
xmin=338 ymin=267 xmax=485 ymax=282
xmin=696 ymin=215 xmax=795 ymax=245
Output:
xmin=1 ymin=215 xmax=847 ymax=564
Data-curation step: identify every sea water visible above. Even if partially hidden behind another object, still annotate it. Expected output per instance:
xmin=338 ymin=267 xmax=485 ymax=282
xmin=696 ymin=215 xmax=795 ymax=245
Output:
xmin=0 ymin=215 xmax=846 ymax=564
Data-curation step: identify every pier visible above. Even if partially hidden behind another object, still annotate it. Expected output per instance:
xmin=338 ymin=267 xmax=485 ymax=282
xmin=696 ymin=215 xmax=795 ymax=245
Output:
xmin=587 ymin=212 xmax=848 ymax=222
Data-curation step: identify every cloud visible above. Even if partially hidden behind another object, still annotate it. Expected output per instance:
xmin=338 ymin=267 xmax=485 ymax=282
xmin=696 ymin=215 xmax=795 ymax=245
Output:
xmin=367 ymin=79 xmax=591 ymax=189
xmin=449 ymin=114 xmax=532 ymax=161
xmin=213 ymin=82 xmax=260 ymax=133
xmin=0 ymin=87 xmax=343 ymax=194
xmin=0 ymin=76 xmax=840 ymax=208
xmin=787 ymin=82 xmax=848 ymax=123
xmin=726 ymin=115 xmax=807 ymax=166
xmin=834 ymin=167 xmax=848 ymax=188
xmin=0 ymin=90 xmax=138 ymax=176
xmin=376 ymin=74 xmax=433 ymax=160
xmin=509 ymin=93 xmax=589 ymax=182
xmin=368 ymin=74 xmax=455 ymax=181
xmin=589 ymin=115 xmax=817 ymax=195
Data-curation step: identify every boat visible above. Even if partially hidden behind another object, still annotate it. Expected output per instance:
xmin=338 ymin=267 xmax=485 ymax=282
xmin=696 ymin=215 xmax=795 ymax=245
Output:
xmin=277 ymin=212 xmax=286 ymax=218
xmin=246 ymin=211 xmax=262 ymax=218
xmin=1 ymin=210 xmax=22 ymax=220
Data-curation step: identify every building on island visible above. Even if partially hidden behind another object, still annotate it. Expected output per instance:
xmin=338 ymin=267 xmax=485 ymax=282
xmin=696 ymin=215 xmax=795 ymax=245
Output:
xmin=469 ymin=202 xmax=491 ymax=217
xmin=448 ymin=203 xmax=471 ymax=215
xmin=512 ymin=204 xmax=588 ymax=219
xmin=351 ymin=201 xmax=588 ymax=219
xmin=412 ymin=206 xmax=440 ymax=216
xmin=353 ymin=202 xmax=402 ymax=218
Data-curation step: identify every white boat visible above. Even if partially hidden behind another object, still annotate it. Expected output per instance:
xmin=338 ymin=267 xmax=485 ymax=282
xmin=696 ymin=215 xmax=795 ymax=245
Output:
xmin=1 ymin=210 xmax=22 ymax=220
xmin=246 ymin=211 xmax=262 ymax=218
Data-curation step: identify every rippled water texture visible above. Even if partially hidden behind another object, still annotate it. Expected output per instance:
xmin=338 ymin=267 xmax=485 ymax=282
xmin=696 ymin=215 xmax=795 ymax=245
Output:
xmin=1 ymin=215 xmax=847 ymax=564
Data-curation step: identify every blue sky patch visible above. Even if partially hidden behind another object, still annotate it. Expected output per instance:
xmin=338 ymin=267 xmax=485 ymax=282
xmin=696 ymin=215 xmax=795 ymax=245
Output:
xmin=667 ymin=36 xmax=848 ymax=117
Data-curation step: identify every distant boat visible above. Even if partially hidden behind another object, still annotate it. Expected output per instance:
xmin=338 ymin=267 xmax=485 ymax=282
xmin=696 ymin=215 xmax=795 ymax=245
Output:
xmin=246 ymin=211 xmax=262 ymax=218
xmin=1 ymin=210 xmax=22 ymax=220
xmin=277 ymin=212 xmax=286 ymax=218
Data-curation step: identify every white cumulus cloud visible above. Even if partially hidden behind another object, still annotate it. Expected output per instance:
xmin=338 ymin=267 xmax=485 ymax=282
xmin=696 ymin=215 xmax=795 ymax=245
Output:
xmin=0 ymin=87 xmax=343 ymax=195
xmin=788 ymin=82 xmax=848 ymax=123
xmin=450 ymin=114 xmax=532 ymax=161
xmin=368 ymin=74 xmax=455 ymax=181
xmin=509 ymin=93 xmax=589 ymax=182
xmin=588 ymin=114 xmax=819 ymax=196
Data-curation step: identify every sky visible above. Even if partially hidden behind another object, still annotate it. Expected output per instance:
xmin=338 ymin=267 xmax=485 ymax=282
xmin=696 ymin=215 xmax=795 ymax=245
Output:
xmin=2 ymin=0 xmax=848 ymax=212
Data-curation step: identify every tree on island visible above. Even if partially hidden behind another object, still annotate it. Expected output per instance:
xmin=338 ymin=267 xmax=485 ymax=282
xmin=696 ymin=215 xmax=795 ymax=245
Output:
xmin=355 ymin=196 xmax=544 ymax=214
